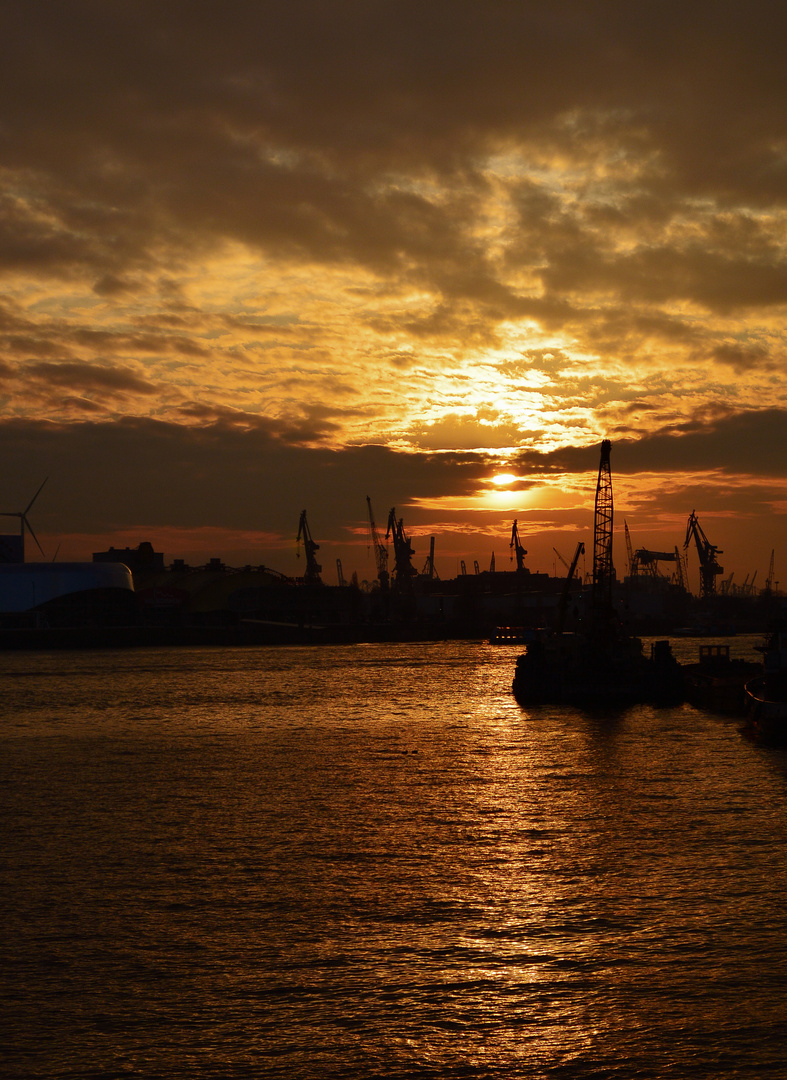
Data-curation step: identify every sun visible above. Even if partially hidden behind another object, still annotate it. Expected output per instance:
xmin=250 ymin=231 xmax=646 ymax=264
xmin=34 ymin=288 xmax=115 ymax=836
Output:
xmin=490 ymin=473 xmax=518 ymax=486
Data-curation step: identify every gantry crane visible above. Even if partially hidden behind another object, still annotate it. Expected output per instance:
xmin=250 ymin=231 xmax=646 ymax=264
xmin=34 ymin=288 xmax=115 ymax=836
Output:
xmin=634 ymin=548 xmax=681 ymax=578
xmin=510 ymin=520 xmax=527 ymax=572
xmin=625 ymin=519 xmax=686 ymax=587
xmin=684 ymin=510 xmax=723 ymax=598
xmin=386 ymin=507 xmax=417 ymax=591
xmin=593 ymin=439 xmax=614 ymax=615
xmin=366 ymin=496 xmax=389 ymax=591
xmin=296 ymin=510 xmax=322 ymax=585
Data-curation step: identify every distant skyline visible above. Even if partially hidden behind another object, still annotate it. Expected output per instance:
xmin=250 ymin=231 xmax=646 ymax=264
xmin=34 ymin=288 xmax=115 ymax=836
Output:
xmin=2 ymin=2 xmax=787 ymax=589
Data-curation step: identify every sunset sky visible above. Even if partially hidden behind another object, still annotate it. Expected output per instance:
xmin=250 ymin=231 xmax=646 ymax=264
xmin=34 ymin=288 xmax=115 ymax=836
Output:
xmin=3 ymin=1 xmax=787 ymax=590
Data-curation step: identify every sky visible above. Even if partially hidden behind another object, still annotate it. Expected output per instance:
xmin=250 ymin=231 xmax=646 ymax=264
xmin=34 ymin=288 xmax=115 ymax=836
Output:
xmin=2 ymin=1 xmax=787 ymax=591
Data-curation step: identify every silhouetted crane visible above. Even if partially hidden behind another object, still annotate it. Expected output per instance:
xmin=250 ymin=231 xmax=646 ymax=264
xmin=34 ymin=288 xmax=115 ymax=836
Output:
xmin=510 ymin=520 xmax=527 ymax=572
xmin=684 ymin=510 xmax=723 ymax=598
xmin=366 ymin=496 xmax=389 ymax=591
xmin=634 ymin=548 xmax=681 ymax=578
xmin=296 ymin=510 xmax=322 ymax=585
xmin=592 ymin=440 xmax=614 ymax=616
xmin=422 ymin=536 xmax=439 ymax=580
xmin=386 ymin=507 xmax=417 ymax=591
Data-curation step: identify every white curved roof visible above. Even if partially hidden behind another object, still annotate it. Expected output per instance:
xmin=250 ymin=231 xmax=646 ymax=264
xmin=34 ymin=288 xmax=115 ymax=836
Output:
xmin=0 ymin=562 xmax=134 ymax=612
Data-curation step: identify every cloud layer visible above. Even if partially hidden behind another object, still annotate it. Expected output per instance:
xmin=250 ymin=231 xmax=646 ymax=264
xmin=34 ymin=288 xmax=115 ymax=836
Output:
xmin=1 ymin=2 xmax=786 ymax=579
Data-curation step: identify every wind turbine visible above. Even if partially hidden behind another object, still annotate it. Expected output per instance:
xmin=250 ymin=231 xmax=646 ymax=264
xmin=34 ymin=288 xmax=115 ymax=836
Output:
xmin=0 ymin=477 xmax=48 ymax=562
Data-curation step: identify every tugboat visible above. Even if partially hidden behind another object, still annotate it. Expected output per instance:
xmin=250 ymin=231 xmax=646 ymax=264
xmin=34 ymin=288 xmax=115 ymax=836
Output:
xmin=512 ymin=440 xmax=683 ymax=708
xmin=744 ymin=626 xmax=787 ymax=744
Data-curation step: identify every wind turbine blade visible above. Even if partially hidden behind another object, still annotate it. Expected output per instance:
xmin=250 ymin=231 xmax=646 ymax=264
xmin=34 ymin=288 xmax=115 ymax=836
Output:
xmin=23 ymin=515 xmax=45 ymax=558
xmin=25 ymin=476 xmax=48 ymax=515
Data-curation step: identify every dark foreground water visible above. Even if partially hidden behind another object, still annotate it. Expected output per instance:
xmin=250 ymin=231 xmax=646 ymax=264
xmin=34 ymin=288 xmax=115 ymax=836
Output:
xmin=2 ymin=638 xmax=787 ymax=1079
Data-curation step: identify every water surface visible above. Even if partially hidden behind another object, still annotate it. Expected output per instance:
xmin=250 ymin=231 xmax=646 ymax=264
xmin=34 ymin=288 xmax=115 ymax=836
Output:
xmin=2 ymin=639 xmax=786 ymax=1077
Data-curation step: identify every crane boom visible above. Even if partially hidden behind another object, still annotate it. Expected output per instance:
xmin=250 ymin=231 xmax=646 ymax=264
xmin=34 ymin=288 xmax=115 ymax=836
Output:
xmin=556 ymin=541 xmax=585 ymax=634
xmin=366 ymin=496 xmax=390 ymax=590
xmin=553 ymin=546 xmax=570 ymax=572
xmin=624 ymin=520 xmax=635 ymax=576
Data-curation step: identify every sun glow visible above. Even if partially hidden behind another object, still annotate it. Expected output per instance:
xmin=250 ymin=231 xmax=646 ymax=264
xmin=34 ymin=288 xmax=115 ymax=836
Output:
xmin=490 ymin=473 xmax=519 ymax=486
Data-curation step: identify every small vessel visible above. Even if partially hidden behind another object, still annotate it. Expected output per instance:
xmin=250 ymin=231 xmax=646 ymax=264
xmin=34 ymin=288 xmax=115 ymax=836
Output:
xmin=744 ymin=628 xmax=787 ymax=744
xmin=512 ymin=627 xmax=683 ymax=707
xmin=682 ymin=644 xmax=760 ymax=715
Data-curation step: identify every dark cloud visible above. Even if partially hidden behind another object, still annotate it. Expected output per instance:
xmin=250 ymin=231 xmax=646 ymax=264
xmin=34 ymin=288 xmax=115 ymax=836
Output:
xmin=0 ymin=415 xmax=486 ymax=536
xmin=514 ymin=409 xmax=787 ymax=478
xmin=26 ymin=361 xmax=158 ymax=396
xmin=1 ymin=2 xmax=786 ymax=305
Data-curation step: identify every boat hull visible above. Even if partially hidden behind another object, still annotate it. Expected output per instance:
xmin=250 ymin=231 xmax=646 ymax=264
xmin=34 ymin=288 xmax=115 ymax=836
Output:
xmin=512 ymin=633 xmax=684 ymax=708
xmin=744 ymin=677 xmax=787 ymax=745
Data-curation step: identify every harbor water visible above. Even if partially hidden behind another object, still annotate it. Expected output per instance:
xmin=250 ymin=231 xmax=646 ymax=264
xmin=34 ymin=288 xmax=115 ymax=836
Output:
xmin=2 ymin=637 xmax=787 ymax=1078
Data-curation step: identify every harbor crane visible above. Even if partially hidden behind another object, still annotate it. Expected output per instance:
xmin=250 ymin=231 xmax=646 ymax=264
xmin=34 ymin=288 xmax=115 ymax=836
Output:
xmin=366 ymin=496 xmax=389 ymax=591
xmin=296 ymin=510 xmax=322 ymax=585
xmin=592 ymin=439 xmax=614 ymax=615
xmin=684 ymin=510 xmax=723 ymax=598
xmin=510 ymin=520 xmax=527 ymax=572
xmin=422 ymin=536 xmax=439 ymax=580
xmin=386 ymin=507 xmax=417 ymax=591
